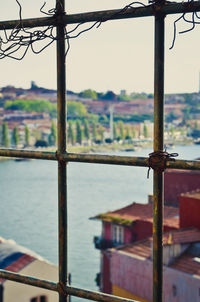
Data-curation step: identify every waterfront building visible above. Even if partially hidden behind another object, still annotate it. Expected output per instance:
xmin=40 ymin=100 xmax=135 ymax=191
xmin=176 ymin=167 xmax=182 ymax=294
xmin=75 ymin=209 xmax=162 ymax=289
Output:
xmin=0 ymin=238 xmax=58 ymax=302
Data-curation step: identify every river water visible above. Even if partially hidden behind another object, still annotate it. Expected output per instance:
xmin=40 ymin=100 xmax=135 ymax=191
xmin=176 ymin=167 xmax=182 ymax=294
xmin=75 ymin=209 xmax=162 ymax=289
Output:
xmin=0 ymin=145 xmax=199 ymax=299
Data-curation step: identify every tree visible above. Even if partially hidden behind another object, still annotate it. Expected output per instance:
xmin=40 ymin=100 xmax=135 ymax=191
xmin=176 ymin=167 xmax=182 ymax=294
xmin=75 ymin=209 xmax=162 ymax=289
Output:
xmin=76 ymin=121 xmax=82 ymax=144
xmin=48 ymin=121 xmax=57 ymax=146
xmin=98 ymin=125 xmax=104 ymax=142
xmin=79 ymin=89 xmax=97 ymax=100
xmin=83 ymin=120 xmax=90 ymax=140
xmin=102 ymin=90 xmax=117 ymax=101
xmin=125 ymin=125 xmax=131 ymax=139
xmin=67 ymin=101 xmax=87 ymax=118
xmin=68 ymin=121 xmax=75 ymax=145
xmin=118 ymin=121 xmax=124 ymax=140
xmin=2 ymin=122 xmax=9 ymax=147
xmin=92 ymin=121 xmax=97 ymax=142
xmin=12 ymin=127 xmax=19 ymax=146
xmin=143 ymin=123 xmax=148 ymax=138
xmin=25 ymin=125 xmax=30 ymax=147
xmin=132 ymin=126 xmax=136 ymax=138
xmin=113 ymin=122 xmax=117 ymax=140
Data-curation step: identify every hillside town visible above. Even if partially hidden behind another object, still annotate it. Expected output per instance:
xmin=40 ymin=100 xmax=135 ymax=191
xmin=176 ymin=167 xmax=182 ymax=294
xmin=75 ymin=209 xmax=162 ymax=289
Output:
xmin=0 ymin=82 xmax=200 ymax=150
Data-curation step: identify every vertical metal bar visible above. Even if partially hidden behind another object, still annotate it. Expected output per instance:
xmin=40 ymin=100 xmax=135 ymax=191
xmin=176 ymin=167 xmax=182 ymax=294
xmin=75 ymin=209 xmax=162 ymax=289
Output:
xmin=153 ymin=11 xmax=165 ymax=302
xmin=56 ymin=0 xmax=68 ymax=301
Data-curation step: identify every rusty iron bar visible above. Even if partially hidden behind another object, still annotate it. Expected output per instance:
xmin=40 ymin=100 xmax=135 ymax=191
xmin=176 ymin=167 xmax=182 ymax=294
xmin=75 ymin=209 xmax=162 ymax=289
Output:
xmin=153 ymin=9 xmax=165 ymax=302
xmin=0 ymin=269 xmax=138 ymax=302
xmin=1 ymin=1 xmax=200 ymax=30
xmin=56 ymin=0 xmax=68 ymax=302
xmin=0 ymin=149 xmax=200 ymax=170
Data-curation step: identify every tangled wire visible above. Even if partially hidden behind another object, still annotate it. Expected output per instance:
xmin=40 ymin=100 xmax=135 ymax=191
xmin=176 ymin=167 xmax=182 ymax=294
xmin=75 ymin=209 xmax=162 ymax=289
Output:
xmin=0 ymin=0 xmax=200 ymax=60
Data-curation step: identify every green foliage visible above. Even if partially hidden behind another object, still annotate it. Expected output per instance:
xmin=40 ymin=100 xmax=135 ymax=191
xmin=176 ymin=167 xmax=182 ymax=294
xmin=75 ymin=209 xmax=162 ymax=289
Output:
xmin=101 ymin=91 xmax=116 ymax=101
xmin=4 ymin=99 xmax=57 ymax=116
xmin=83 ymin=119 xmax=90 ymax=140
xmin=98 ymin=125 xmax=104 ymax=141
xmin=68 ymin=121 xmax=75 ymax=145
xmin=79 ymin=89 xmax=97 ymax=100
xmin=12 ymin=127 xmax=19 ymax=146
xmin=118 ymin=94 xmax=132 ymax=101
xmin=118 ymin=121 xmax=124 ymax=139
xmin=2 ymin=122 xmax=9 ymax=147
xmin=48 ymin=121 xmax=57 ymax=146
xmin=143 ymin=123 xmax=148 ymax=138
xmin=92 ymin=121 xmax=97 ymax=141
xmin=132 ymin=126 xmax=136 ymax=138
xmin=130 ymin=92 xmax=148 ymax=99
xmin=76 ymin=120 xmax=83 ymax=144
xmin=25 ymin=125 xmax=30 ymax=147
xmin=67 ymin=101 xmax=87 ymax=118
xmin=125 ymin=125 xmax=131 ymax=139
xmin=113 ymin=122 xmax=117 ymax=139
xmin=97 ymin=214 xmax=132 ymax=226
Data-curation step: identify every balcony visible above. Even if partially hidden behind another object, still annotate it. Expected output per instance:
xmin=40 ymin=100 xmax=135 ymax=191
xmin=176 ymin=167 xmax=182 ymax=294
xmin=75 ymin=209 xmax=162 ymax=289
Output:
xmin=93 ymin=236 xmax=122 ymax=250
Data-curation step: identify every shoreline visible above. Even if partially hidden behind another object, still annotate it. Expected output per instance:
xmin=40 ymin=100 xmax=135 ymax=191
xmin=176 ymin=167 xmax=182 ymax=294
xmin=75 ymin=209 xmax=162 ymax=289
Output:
xmin=0 ymin=138 xmax=195 ymax=161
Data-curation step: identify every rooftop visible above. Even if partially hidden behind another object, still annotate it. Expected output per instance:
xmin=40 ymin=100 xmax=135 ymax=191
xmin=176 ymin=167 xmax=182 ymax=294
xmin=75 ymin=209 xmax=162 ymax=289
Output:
xmin=0 ymin=237 xmax=44 ymax=283
xmin=113 ymin=228 xmax=200 ymax=276
xmin=93 ymin=202 xmax=179 ymax=228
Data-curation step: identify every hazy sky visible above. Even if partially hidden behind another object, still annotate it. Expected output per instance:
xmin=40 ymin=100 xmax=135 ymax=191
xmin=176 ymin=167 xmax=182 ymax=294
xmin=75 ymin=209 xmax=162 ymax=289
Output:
xmin=1 ymin=0 xmax=200 ymax=94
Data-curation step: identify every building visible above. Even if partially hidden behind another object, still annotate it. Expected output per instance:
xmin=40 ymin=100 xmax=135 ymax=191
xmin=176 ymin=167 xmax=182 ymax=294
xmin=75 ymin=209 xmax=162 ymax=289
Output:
xmin=164 ymin=169 xmax=200 ymax=207
xmin=110 ymin=228 xmax=200 ymax=302
xmin=92 ymin=202 xmax=179 ymax=293
xmin=0 ymin=237 xmax=58 ymax=302
xmin=93 ymin=189 xmax=200 ymax=301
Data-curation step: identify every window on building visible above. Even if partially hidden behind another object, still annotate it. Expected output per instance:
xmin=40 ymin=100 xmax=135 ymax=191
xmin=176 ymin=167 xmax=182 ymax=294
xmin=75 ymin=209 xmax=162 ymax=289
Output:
xmin=172 ymin=285 xmax=177 ymax=297
xmin=112 ymin=225 xmax=124 ymax=244
xmin=30 ymin=296 xmax=47 ymax=302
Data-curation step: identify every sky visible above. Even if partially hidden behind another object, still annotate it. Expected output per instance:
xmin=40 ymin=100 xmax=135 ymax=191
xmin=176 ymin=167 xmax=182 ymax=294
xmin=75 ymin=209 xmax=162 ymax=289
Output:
xmin=1 ymin=0 xmax=200 ymax=94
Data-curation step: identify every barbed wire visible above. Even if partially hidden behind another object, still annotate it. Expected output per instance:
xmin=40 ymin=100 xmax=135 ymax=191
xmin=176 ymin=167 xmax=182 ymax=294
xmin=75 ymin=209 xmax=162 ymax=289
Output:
xmin=0 ymin=0 xmax=199 ymax=60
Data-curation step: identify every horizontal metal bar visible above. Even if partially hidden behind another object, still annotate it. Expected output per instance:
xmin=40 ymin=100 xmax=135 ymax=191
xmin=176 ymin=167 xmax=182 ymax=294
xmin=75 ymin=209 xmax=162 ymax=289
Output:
xmin=0 ymin=269 xmax=57 ymax=291
xmin=0 ymin=149 xmax=56 ymax=160
xmin=0 ymin=269 xmax=138 ymax=302
xmin=1 ymin=1 xmax=200 ymax=30
xmin=0 ymin=149 xmax=200 ymax=170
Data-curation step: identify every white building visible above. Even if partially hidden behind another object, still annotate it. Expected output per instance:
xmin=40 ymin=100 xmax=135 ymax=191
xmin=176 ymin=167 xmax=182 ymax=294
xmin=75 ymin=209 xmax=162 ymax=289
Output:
xmin=0 ymin=237 xmax=58 ymax=302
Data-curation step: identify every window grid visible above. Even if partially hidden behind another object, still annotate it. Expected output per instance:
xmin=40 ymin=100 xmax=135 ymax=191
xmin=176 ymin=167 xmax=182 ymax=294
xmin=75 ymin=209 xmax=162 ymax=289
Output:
xmin=0 ymin=1 xmax=200 ymax=302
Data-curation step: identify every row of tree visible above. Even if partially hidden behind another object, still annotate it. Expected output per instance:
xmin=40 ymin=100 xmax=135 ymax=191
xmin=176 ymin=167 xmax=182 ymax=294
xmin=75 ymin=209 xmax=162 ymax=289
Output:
xmin=0 ymin=120 xmax=149 ymax=148
xmin=0 ymin=122 xmax=30 ymax=147
xmin=67 ymin=120 xmax=149 ymax=145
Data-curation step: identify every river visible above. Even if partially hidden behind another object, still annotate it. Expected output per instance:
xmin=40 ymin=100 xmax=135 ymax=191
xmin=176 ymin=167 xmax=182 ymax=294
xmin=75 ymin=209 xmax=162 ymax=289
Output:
xmin=0 ymin=145 xmax=199 ymax=299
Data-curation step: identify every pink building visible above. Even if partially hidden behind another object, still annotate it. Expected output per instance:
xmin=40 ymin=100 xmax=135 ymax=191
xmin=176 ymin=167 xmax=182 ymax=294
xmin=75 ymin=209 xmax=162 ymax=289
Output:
xmin=93 ymin=202 xmax=179 ymax=293
xmin=110 ymin=228 xmax=200 ymax=302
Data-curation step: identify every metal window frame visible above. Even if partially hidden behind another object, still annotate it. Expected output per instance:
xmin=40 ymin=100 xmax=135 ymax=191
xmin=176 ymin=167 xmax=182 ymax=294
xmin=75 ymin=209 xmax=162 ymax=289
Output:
xmin=0 ymin=1 xmax=200 ymax=302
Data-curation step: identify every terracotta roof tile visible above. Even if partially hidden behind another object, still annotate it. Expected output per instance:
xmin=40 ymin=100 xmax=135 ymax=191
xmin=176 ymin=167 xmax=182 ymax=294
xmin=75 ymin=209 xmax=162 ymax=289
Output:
xmin=95 ymin=202 xmax=179 ymax=228
xmin=163 ymin=228 xmax=200 ymax=245
xmin=170 ymin=252 xmax=200 ymax=276
xmin=0 ymin=254 xmax=35 ymax=284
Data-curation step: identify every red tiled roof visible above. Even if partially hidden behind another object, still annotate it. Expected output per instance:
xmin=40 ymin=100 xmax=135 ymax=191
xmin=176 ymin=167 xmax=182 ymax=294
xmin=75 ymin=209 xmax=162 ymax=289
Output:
xmin=95 ymin=202 xmax=179 ymax=228
xmin=163 ymin=228 xmax=200 ymax=245
xmin=0 ymin=254 xmax=35 ymax=284
xmin=113 ymin=228 xmax=200 ymax=261
xmin=170 ymin=252 xmax=200 ymax=276
xmin=116 ymin=239 xmax=152 ymax=260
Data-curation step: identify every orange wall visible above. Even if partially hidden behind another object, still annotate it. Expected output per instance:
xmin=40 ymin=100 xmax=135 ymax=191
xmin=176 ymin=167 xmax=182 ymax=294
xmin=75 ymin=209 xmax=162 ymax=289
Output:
xmin=112 ymin=285 xmax=150 ymax=302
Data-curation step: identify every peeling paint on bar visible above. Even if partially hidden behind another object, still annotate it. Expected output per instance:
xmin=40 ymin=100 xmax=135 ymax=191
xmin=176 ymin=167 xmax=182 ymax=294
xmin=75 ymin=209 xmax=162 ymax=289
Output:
xmin=0 ymin=149 xmax=200 ymax=170
xmin=0 ymin=270 xmax=138 ymax=302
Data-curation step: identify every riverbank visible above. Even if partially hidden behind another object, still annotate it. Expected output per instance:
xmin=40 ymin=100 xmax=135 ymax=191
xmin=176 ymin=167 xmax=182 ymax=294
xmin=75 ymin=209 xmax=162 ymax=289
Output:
xmin=0 ymin=137 xmax=195 ymax=160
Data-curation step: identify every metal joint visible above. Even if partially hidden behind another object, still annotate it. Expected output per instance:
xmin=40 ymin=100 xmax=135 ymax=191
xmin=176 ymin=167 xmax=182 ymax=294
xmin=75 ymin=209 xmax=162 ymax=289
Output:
xmin=147 ymin=150 xmax=178 ymax=178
